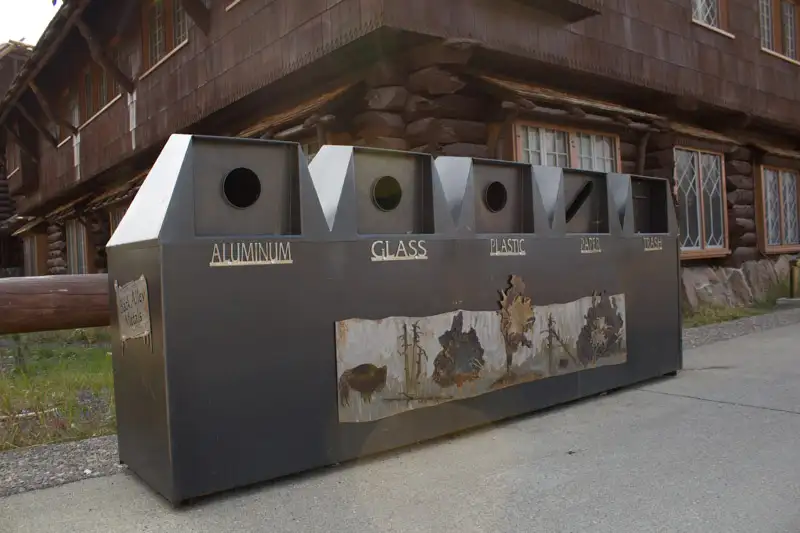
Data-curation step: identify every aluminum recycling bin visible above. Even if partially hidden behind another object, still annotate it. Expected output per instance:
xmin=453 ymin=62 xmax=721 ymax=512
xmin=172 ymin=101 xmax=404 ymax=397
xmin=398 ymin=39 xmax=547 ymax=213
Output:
xmin=107 ymin=136 xmax=681 ymax=505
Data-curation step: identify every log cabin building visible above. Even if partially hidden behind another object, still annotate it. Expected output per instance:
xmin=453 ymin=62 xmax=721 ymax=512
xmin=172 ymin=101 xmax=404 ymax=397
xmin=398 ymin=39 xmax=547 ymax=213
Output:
xmin=1 ymin=0 xmax=800 ymax=277
xmin=0 ymin=40 xmax=32 ymax=277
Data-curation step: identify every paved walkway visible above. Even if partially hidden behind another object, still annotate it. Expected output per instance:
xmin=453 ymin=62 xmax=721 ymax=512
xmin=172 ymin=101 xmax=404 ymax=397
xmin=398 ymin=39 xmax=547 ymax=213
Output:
xmin=2 ymin=324 xmax=800 ymax=533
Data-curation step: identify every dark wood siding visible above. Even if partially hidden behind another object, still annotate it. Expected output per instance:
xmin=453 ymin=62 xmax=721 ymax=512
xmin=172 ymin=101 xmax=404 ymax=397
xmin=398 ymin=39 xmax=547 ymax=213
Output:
xmin=13 ymin=0 xmax=800 ymax=215
xmin=383 ymin=0 xmax=800 ymax=126
xmin=17 ymin=0 xmax=386 ymax=212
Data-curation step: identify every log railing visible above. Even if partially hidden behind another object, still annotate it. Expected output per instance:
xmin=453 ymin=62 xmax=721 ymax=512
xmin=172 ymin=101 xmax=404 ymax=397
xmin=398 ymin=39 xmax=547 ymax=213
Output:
xmin=0 ymin=274 xmax=110 ymax=335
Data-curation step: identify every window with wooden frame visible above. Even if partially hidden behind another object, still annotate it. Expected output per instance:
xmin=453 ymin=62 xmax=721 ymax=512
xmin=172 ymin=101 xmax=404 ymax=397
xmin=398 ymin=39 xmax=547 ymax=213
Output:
xmin=22 ymin=234 xmax=48 ymax=276
xmin=47 ymin=90 xmax=73 ymax=144
xmin=5 ymin=142 xmax=20 ymax=175
xmin=674 ymin=147 xmax=728 ymax=257
xmin=142 ymin=0 xmax=189 ymax=71
xmin=23 ymin=235 xmax=37 ymax=276
xmin=760 ymin=0 xmax=799 ymax=60
xmin=514 ymin=123 xmax=620 ymax=172
xmin=78 ymin=60 xmax=122 ymax=124
xmin=66 ymin=219 xmax=91 ymax=274
xmin=109 ymin=204 xmax=129 ymax=235
xmin=758 ymin=166 xmax=800 ymax=252
xmin=692 ymin=0 xmax=729 ymax=31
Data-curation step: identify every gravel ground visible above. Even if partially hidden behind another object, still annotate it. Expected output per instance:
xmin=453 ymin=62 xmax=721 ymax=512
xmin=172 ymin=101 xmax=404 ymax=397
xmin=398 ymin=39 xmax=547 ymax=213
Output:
xmin=0 ymin=436 xmax=124 ymax=498
xmin=2 ymin=307 xmax=800 ymax=499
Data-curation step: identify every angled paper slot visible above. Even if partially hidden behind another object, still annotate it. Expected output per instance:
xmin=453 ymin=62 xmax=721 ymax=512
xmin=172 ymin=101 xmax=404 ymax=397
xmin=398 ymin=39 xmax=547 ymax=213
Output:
xmin=563 ymin=170 xmax=609 ymax=234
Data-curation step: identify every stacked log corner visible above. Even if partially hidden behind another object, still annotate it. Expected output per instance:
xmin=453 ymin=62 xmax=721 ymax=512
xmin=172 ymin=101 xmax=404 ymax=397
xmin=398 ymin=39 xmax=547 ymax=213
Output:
xmin=643 ymin=134 xmax=675 ymax=183
xmin=47 ymin=222 xmax=67 ymax=275
xmin=725 ymin=147 xmax=758 ymax=266
xmin=618 ymin=132 xmax=641 ymax=175
xmin=0 ymin=172 xmax=13 ymax=222
xmin=355 ymin=52 xmax=490 ymax=157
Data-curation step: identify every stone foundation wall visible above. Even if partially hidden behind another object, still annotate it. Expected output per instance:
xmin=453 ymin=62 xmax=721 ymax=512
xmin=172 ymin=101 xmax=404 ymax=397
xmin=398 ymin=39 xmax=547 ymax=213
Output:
xmin=682 ymin=254 xmax=792 ymax=311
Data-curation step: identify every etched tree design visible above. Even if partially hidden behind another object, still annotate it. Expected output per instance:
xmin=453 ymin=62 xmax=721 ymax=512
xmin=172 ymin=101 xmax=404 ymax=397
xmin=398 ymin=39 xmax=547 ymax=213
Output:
xmin=431 ymin=312 xmax=485 ymax=388
xmin=496 ymin=275 xmax=535 ymax=380
xmin=542 ymin=312 xmax=581 ymax=374
xmin=575 ymin=291 xmax=625 ymax=366
xmin=399 ymin=321 xmax=428 ymax=397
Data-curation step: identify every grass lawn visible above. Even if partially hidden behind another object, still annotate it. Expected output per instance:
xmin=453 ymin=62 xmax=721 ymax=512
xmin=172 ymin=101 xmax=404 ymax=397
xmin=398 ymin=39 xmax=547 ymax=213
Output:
xmin=0 ymin=328 xmax=115 ymax=452
xmin=682 ymin=280 xmax=789 ymax=329
xmin=681 ymin=306 xmax=769 ymax=328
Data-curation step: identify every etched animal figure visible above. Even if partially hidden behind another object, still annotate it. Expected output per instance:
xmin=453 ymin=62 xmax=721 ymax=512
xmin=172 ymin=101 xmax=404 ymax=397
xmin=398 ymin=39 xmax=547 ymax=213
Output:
xmin=575 ymin=291 xmax=625 ymax=366
xmin=498 ymin=275 xmax=535 ymax=373
xmin=432 ymin=312 xmax=486 ymax=388
xmin=338 ymin=364 xmax=388 ymax=407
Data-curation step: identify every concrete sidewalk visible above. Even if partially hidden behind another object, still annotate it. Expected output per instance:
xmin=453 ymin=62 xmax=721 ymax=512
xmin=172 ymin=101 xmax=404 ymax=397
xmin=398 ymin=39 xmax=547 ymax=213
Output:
xmin=2 ymin=325 xmax=800 ymax=533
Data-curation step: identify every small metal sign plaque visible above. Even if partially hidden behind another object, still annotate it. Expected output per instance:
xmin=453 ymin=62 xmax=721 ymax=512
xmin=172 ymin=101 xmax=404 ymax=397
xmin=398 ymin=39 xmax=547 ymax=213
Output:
xmin=114 ymin=275 xmax=153 ymax=353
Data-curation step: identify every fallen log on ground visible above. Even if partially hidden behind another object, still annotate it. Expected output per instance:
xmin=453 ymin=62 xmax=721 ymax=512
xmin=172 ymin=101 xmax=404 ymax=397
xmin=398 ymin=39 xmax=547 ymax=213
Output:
xmin=0 ymin=274 xmax=110 ymax=335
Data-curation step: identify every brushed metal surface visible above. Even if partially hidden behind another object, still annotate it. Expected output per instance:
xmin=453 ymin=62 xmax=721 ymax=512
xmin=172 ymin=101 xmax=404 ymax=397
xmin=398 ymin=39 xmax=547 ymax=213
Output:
xmin=107 ymin=137 xmax=681 ymax=504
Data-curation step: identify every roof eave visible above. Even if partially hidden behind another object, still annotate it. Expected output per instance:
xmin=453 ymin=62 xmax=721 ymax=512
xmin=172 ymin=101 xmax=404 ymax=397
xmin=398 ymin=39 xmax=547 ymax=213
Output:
xmin=0 ymin=0 xmax=92 ymax=129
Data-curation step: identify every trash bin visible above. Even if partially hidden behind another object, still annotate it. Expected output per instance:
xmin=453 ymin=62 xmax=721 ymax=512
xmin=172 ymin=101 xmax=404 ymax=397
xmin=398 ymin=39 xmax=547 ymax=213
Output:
xmin=107 ymin=137 xmax=681 ymax=505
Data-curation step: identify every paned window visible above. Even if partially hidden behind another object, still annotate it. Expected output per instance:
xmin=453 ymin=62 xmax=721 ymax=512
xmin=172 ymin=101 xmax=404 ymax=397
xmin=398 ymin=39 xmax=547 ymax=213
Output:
xmin=761 ymin=167 xmax=800 ymax=250
xmin=6 ymin=142 xmax=19 ymax=174
xmin=142 ymin=0 xmax=191 ymax=70
xmin=79 ymin=60 xmax=122 ymax=123
xmin=109 ymin=205 xmax=128 ymax=235
xmin=692 ymin=0 xmax=723 ymax=29
xmin=516 ymin=124 xmax=619 ymax=172
xmin=674 ymin=148 xmax=727 ymax=255
xmin=23 ymin=235 xmax=37 ymax=276
xmin=66 ymin=219 xmax=89 ymax=274
xmin=761 ymin=0 xmax=799 ymax=59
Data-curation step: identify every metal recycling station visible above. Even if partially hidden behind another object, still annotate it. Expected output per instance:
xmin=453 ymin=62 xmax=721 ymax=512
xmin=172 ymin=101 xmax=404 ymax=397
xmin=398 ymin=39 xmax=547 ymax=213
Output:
xmin=106 ymin=135 xmax=682 ymax=504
